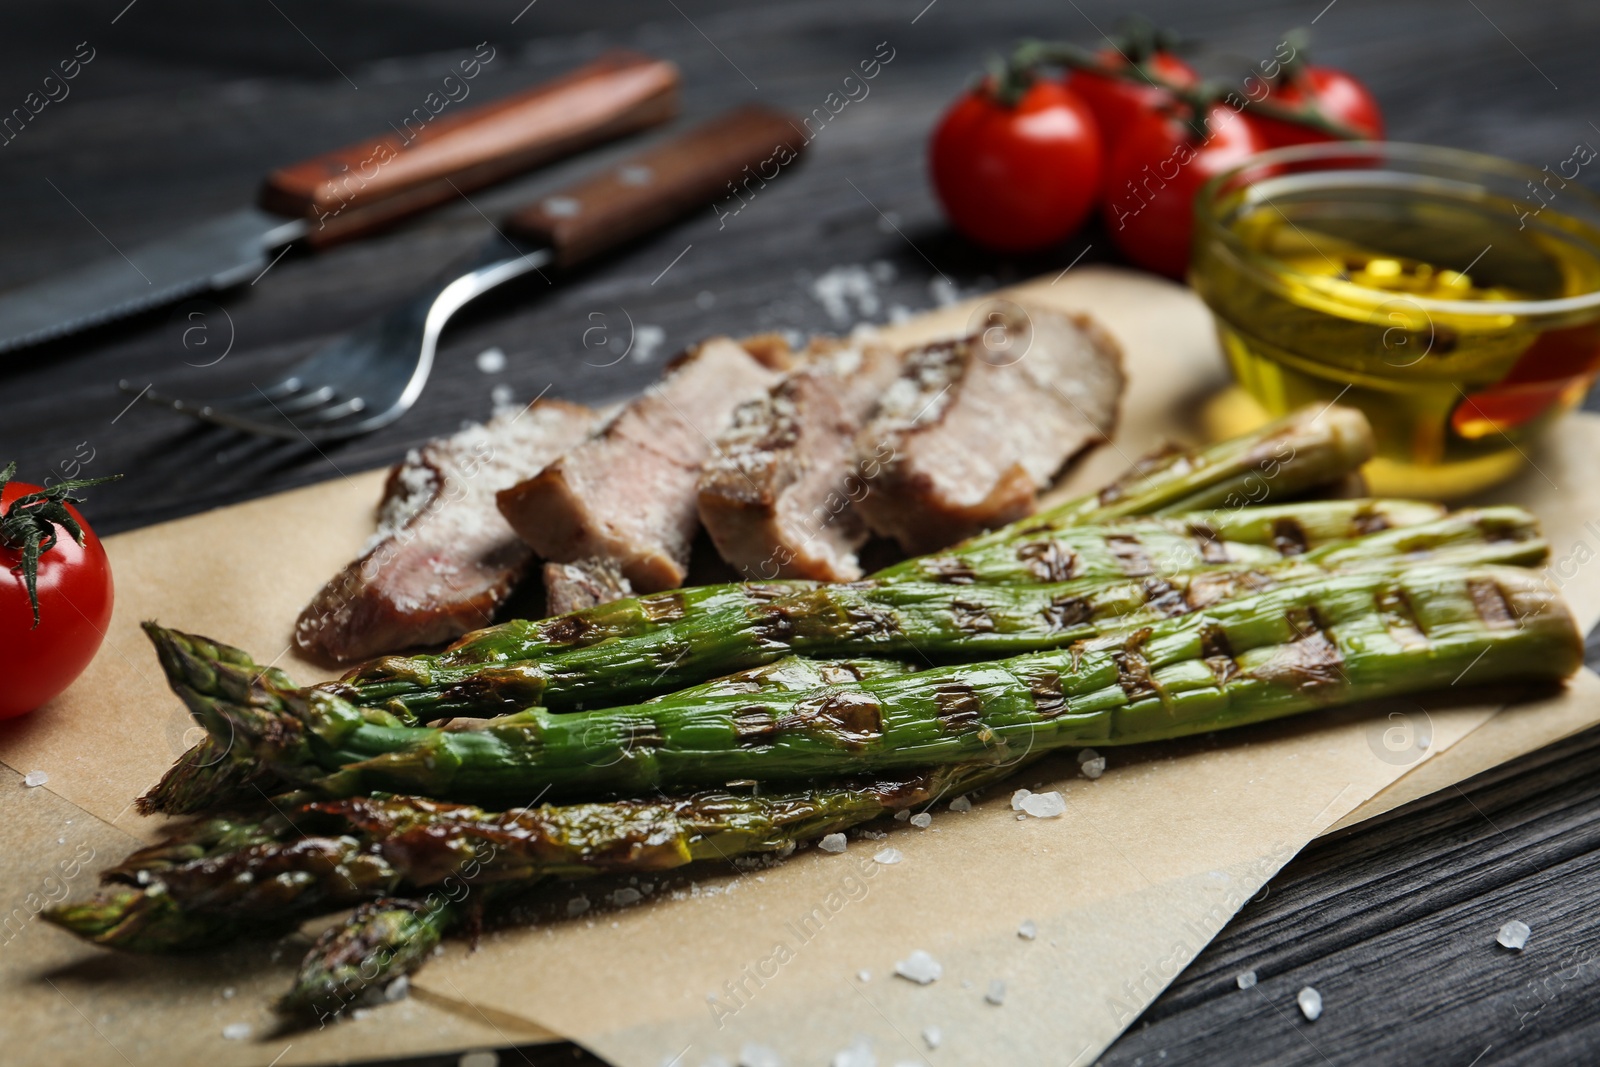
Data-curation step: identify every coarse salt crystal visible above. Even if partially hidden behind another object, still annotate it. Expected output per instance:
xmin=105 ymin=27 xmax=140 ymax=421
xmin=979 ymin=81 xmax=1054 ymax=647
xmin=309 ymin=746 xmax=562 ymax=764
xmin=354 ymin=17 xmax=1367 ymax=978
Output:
xmin=831 ymin=1035 xmax=875 ymax=1067
xmin=474 ymin=347 xmax=507 ymax=374
xmin=985 ymin=979 xmax=1006 ymax=1005
xmin=612 ymin=887 xmax=642 ymax=906
xmin=1010 ymin=788 xmax=1032 ymax=810
xmin=739 ymin=1042 xmax=783 ymax=1067
xmin=1236 ymin=970 xmax=1257 ymax=990
xmin=1498 ymin=920 xmax=1531 ymax=950
xmin=22 ymin=771 xmax=48 ymax=788
xmin=893 ymin=809 xmax=911 ymax=821
xmin=894 ymin=950 xmax=942 ymax=985
xmin=922 ymin=1026 xmax=941 ymax=1050
xmin=1019 ymin=791 xmax=1066 ymax=818
xmin=221 ymin=1022 xmax=251 ymax=1040
xmin=949 ymin=795 xmax=972 ymax=812
xmin=910 ymin=813 xmax=933 ymax=829
xmin=1017 ymin=920 xmax=1037 ymax=940
xmin=860 ymin=829 xmax=887 ymax=840
xmin=857 ymin=969 xmax=871 ymax=982
xmin=1297 ymin=986 xmax=1323 ymax=1021
xmin=385 ymin=975 xmax=410 ymax=1002
xmin=874 ymin=847 xmax=903 ymax=865
xmin=1080 ymin=757 xmax=1106 ymax=779
xmin=460 ymin=1052 xmax=499 ymax=1067
xmin=819 ymin=833 xmax=848 ymax=854
xmin=566 ymin=896 xmax=590 ymax=917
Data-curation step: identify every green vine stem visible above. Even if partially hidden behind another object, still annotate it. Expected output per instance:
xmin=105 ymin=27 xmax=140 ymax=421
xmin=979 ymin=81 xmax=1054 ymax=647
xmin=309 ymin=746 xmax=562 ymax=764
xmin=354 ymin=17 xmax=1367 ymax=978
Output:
xmin=0 ymin=462 xmax=121 ymax=627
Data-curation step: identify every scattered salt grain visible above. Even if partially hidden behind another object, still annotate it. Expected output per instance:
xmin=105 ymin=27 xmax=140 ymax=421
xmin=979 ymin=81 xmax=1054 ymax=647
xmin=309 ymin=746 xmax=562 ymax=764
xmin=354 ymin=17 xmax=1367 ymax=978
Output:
xmin=632 ymin=324 xmax=666 ymax=363
xmin=1297 ymin=986 xmax=1323 ymax=1021
xmin=985 ymin=979 xmax=1007 ymax=1005
xmin=894 ymin=950 xmax=942 ymax=985
xmin=1017 ymin=919 xmax=1037 ymax=940
xmin=222 ymin=987 xmax=236 ymax=999
xmin=566 ymin=896 xmax=590 ymax=917
xmin=460 ymin=1052 xmax=499 ymax=1067
xmin=22 ymin=771 xmax=48 ymax=788
xmin=831 ymin=1035 xmax=876 ymax=1067
xmin=739 ymin=1042 xmax=783 ymax=1067
xmin=893 ymin=809 xmax=911 ymax=821
xmin=857 ymin=969 xmax=871 ymax=982
xmin=474 ymin=347 xmax=507 ymax=374
xmin=949 ymin=795 xmax=972 ymax=813
xmin=612 ymin=887 xmax=642 ymax=907
xmin=384 ymin=975 xmax=410 ymax=1002
xmin=1019 ymin=791 xmax=1066 ymax=818
xmin=1078 ymin=749 xmax=1106 ymax=779
xmin=910 ymin=813 xmax=933 ymax=829
xmin=819 ymin=833 xmax=848 ymax=854
xmin=221 ymin=1022 xmax=251 ymax=1040
xmin=812 ymin=265 xmax=883 ymax=323
xmin=1498 ymin=920 xmax=1531 ymax=950
xmin=1235 ymin=971 xmax=1257 ymax=990
xmin=922 ymin=1025 xmax=942 ymax=1050
xmin=873 ymin=847 xmax=903 ymax=865
xmin=490 ymin=383 xmax=515 ymax=411
xmin=860 ymin=829 xmax=887 ymax=840
xmin=1011 ymin=788 xmax=1032 ymax=810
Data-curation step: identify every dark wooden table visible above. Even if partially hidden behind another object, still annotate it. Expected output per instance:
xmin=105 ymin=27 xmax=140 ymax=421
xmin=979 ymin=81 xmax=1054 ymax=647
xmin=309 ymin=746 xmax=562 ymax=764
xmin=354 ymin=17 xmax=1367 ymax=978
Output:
xmin=4 ymin=1 xmax=1599 ymax=1063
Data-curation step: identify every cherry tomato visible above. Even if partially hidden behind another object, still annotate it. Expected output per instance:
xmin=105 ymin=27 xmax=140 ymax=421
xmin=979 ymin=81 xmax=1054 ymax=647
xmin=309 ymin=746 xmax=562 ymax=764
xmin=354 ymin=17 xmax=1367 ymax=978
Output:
xmin=929 ymin=78 xmax=1104 ymax=253
xmin=0 ymin=480 xmax=114 ymax=718
xmin=1102 ymin=103 xmax=1270 ymax=279
xmin=1248 ymin=66 xmax=1384 ymax=148
xmin=1069 ymin=49 xmax=1200 ymax=151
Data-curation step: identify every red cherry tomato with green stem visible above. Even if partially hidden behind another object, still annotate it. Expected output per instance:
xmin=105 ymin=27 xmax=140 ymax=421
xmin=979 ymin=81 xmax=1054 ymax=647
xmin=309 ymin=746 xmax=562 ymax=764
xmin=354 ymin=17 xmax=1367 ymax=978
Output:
xmin=929 ymin=78 xmax=1104 ymax=253
xmin=1069 ymin=48 xmax=1199 ymax=151
xmin=0 ymin=477 xmax=114 ymax=718
xmin=1248 ymin=65 xmax=1384 ymax=148
xmin=1102 ymin=103 xmax=1269 ymax=279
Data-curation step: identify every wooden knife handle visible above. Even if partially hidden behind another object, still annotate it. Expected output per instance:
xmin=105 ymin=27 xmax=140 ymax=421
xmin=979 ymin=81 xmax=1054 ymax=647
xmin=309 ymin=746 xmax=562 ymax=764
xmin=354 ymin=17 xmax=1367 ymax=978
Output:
xmin=259 ymin=50 xmax=679 ymax=247
xmin=506 ymin=105 xmax=807 ymax=269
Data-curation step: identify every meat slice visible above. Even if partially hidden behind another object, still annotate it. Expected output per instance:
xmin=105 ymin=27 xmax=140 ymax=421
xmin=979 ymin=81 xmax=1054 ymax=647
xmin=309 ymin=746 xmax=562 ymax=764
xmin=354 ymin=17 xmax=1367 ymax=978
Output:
xmin=294 ymin=399 xmax=601 ymax=663
xmin=497 ymin=337 xmax=791 ymax=592
xmin=853 ymin=303 xmax=1125 ymax=554
xmin=542 ymin=559 xmax=634 ymax=615
xmin=698 ymin=340 xmax=903 ymax=581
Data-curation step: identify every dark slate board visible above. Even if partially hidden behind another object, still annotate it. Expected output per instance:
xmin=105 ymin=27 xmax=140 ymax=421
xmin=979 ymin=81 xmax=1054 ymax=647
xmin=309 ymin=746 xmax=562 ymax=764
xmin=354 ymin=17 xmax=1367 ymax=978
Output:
xmin=2 ymin=1 xmax=1598 ymax=1063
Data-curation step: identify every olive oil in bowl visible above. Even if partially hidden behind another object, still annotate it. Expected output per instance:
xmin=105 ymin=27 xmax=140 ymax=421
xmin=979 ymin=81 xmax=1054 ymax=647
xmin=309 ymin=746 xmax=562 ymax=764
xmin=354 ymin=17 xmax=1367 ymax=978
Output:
xmin=1192 ymin=142 xmax=1600 ymax=498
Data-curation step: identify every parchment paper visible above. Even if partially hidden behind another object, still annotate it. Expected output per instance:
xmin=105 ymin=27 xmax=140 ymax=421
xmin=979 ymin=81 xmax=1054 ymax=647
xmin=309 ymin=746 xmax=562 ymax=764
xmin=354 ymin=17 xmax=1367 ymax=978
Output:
xmin=2 ymin=266 xmax=1597 ymax=1067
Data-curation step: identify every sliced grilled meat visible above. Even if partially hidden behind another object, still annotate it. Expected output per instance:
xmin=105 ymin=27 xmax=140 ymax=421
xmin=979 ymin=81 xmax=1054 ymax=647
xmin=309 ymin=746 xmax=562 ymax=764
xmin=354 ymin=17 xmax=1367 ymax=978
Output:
xmin=698 ymin=339 xmax=903 ymax=581
xmin=294 ymin=400 xmax=601 ymax=664
xmin=854 ymin=303 xmax=1125 ymax=554
xmin=542 ymin=558 xmax=635 ymax=615
xmin=498 ymin=337 xmax=791 ymax=592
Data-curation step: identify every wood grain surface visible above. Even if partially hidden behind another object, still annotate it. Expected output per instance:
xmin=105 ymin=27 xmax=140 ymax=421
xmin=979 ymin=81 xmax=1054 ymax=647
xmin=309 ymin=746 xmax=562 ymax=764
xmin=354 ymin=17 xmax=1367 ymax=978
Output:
xmin=2 ymin=2 xmax=1598 ymax=1064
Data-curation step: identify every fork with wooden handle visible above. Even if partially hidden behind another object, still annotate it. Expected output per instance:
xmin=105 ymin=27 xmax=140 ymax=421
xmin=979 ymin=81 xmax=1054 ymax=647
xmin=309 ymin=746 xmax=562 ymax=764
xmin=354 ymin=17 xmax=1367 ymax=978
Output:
xmin=135 ymin=105 xmax=808 ymax=441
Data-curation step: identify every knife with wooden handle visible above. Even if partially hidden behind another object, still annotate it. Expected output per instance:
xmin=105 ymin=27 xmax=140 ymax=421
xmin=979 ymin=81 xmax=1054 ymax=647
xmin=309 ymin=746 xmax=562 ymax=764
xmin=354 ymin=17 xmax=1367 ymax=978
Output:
xmin=0 ymin=50 xmax=679 ymax=354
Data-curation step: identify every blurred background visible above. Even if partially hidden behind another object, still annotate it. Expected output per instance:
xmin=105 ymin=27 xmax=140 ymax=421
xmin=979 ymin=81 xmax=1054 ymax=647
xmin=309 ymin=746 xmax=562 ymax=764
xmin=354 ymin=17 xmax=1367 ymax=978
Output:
xmin=0 ymin=0 xmax=1594 ymax=533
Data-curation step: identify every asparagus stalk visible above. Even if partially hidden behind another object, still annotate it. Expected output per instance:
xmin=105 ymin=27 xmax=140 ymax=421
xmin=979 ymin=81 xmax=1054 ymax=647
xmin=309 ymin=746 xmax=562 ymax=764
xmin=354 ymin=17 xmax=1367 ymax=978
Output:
xmin=164 ymin=565 xmax=1581 ymax=803
xmin=48 ymin=760 xmax=1020 ymax=954
xmin=280 ymin=897 xmax=454 ymax=1019
xmin=330 ymin=507 xmax=1544 ymax=719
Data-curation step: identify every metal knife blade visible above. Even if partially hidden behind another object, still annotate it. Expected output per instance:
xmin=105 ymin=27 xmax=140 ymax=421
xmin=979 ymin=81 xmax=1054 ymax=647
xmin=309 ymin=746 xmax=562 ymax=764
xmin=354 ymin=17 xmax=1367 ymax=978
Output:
xmin=0 ymin=207 xmax=308 ymax=354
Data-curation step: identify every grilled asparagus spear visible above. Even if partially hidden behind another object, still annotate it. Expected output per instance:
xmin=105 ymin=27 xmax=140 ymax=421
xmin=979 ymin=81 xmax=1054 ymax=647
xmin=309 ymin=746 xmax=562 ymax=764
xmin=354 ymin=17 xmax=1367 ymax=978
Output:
xmin=329 ymin=507 xmax=1543 ymax=720
xmin=161 ymin=565 xmax=1581 ymax=803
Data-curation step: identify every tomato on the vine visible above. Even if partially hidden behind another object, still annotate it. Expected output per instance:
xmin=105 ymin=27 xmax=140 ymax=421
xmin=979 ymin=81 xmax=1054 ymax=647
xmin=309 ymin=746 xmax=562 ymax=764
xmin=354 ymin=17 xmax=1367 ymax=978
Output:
xmin=1248 ymin=65 xmax=1384 ymax=148
xmin=929 ymin=77 xmax=1104 ymax=253
xmin=1102 ymin=103 xmax=1269 ymax=279
xmin=1069 ymin=48 xmax=1199 ymax=151
xmin=0 ymin=471 xmax=115 ymax=718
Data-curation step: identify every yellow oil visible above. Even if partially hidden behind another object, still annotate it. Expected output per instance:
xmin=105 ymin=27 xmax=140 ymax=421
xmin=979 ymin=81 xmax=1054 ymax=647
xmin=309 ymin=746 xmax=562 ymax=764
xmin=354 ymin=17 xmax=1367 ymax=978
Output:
xmin=1192 ymin=173 xmax=1600 ymax=498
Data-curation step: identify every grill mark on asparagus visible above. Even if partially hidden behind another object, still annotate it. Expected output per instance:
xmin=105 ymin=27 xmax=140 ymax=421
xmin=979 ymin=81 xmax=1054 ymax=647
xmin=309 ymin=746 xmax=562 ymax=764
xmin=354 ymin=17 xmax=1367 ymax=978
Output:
xmin=1375 ymin=587 xmax=1429 ymax=649
xmin=1027 ymin=670 xmax=1067 ymax=718
xmin=538 ymin=614 xmax=596 ymax=647
xmin=638 ymin=593 xmax=688 ymax=622
xmin=1015 ymin=540 xmax=1079 ymax=582
xmin=1468 ymin=578 xmax=1517 ymax=630
xmin=922 ymin=557 xmax=978 ymax=584
xmin=950 ymin=599 xmax=996 ymax=633
xmin=1142 ymin=578 xmax=1188 ymax=618
xmin=772 ymin=691 xmax=884 ymax=748
xmin=1352 ymin=507 xmax=1391 ymax=536
xmin=1042 ymin=594 xmax=1094 ymax=631
xmin=933 ymin=682 xmax=984 ymax=732
xmin=734 ymin=706 xmax=778 ymax=746
xmin=1188 ymin=522 xmax=1230 ymax=564
xmin=1251 ymin=608 xmax=1345 ymax=689
xmin=1107 ymin=534 xmax=1155 ymax=577
xmin=1271 ymin=518 xmax=1310 ymax=556
xmin=753 ymin=605 xmax=797 ymax=645
xmin=1111 ymin=629 xmax=1157 ymax=699
xmin=1200 ymin=624 xmax=1240 ymax=684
